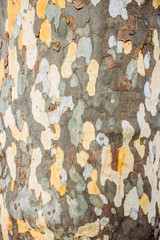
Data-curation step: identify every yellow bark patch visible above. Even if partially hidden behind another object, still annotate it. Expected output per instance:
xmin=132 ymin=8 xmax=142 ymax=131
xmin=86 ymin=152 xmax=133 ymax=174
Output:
xmin=123 ymin=41 xmax=132 ymax=55
xmin=51 ymin=0 xmax=65 ymax=9
xmin=10 ymin=179 xmax=14 ymax=192
xmin=17 ymin=219 xmax=28 ymax=233
xmin=59 ymin=185 xmax=67 ymax=196
xmin=134 ymin=138 xmax=145 ymax=158
xmin=8 ymin=46 xmax=20 ymax=101
xmin=137 ymin=50 xmax=145 ymax=76
xmin=140 ymin=193 xmax=149 ymax=215
xmin=30 ymin=229 xmax=46 ymax=240
xmin=18 ymin=29 xmax=22 ymax=50
xmin=17 ymin=218 xmax=53 ymax=240
xmin=36 ymin=0 xmax=48 ymax=19
xmin=0 ymin=59 xmax=4 ymax=90
xmin=39 ymin=19 xmax=51 ymax=47
xmin=75 ymin=219 xmax=100 ymax=238
xmin=7 ymin=0 xmax=21 ymax=38
xmin=87 ymin=169 xmax=100 ymax=195
xmin=77 ymin=151 xmax=89 ymax=168
xmin=87 ymin=59 xmax=99 ymax=97
xmin=82 ymin=121 xmax=95 ymax=151
xmin=61 ymin=42 xmax=77 ymax=78
xmin=50 ymin=147 xmax=64 ymax=192
xmin=152 ymin=0 xmax=160 ymax=8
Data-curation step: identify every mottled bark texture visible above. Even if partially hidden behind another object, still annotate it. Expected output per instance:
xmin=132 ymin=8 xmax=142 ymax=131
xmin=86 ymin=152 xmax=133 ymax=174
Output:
xmin=0 ymin=0 xmax=160 ymax=239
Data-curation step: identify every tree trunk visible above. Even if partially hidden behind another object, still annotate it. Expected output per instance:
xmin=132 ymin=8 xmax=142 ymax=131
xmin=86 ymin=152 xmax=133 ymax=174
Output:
xmin=0 ymin=0 xmax=160 ymax=239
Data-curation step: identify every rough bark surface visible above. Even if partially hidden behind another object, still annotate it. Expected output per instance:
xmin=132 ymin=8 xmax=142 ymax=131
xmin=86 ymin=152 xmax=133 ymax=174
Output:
xmin=0 ymin=0 xmax=160 ymax=239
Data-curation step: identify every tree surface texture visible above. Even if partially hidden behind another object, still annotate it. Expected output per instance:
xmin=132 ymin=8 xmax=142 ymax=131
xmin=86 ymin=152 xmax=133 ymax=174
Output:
xmin=0 ymin=0 xmax=160 ymax=239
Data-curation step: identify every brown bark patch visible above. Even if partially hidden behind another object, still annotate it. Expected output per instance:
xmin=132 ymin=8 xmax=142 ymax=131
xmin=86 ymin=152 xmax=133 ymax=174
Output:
xmin=65 ymin=147 xmax=77 ymax=168
xmin=127 ymin=14 xmax=137 ymax=35
xmin=105 ymin=53 xmax=117 ymax=69
xmin=118 ymin=74 xmax=132 ymax=91
xmin=132 ymin=46 xmax=140 ymax=60
xmin=110 ymin=142 xmax=119 ymax=171
xmin=16 ymin=158 xmax=26 ymax=187
xmin=53 ymin=42 xmax=61 ymax=52
xmin=134 ymin=162 xmax=145 ymax=179
xmin=90 ymin=150 xmax=101 ymax=163
xmin=33 ymin=60 xmax=39 ymax=78
xmin=118 ymin=26 xmax=130 ymax=42
xmin=66 ymin=16 xmax=77 ymax=39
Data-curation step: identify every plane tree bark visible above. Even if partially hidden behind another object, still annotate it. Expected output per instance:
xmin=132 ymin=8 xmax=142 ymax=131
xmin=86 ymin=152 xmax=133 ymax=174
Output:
xmin=0 ymin=0 xmax=160 ymax=239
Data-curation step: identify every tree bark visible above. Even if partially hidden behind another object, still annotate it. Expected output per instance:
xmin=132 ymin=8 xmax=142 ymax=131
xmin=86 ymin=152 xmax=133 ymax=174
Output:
xmin=0 ymin=0 xmax=160 ymax=239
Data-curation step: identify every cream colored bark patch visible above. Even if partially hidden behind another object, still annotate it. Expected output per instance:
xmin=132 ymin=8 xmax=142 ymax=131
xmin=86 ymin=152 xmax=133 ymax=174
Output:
xmin=101 ymin=120 xmax=135 ymax=207
xmin=0 ymin=59 xmax=4 ymax=90
xmin=29 ymin=147 xmax=51 ymax=205
xmin=48 ymin=64 xmax=60 ymax=99
xmin=39 ymin=19 xmax=51 ymax=47
xmin=50 ymin=147 xmax=64 ymax=192
xmin=123 ymin=41 xmax=132 ymax=55
xmin=8 ymin=46 xmax=20 ymax=101
xmin=61 ymin=42 xmax=77 ymax=79
xmin=30 ymin=85 xmax=49 ymax=129
xmin=87 ymin=59 xmax=99 ymax=97
xmin=4 ymin=106 xmax=29 ymax=143
xmin=140 ymin=193 xmax=149 ymax=215
xmin=134 ymin=138 xmax=145 ymax=158
xmin=21 ymin=3 xmax=37 ymax=70
xmin=134 ymin=0 xmax=143 ymax=6
xmin=82 ymin=121 xmax=95 ymax=151
xmin=137 ymin=50 xmax=145 ymax=76
xmin=152 ymin=0 xmax=160 ymax=8
xmin=41 ymin=124 xmax=60 ymax=150
xmin=77 ymin=151 xmax=89 ymax=168
xmin=124 ymin=187 xmax=139 ymax=216
xmin=0 ymin=195 xmax=11 ymax=240
xmin=75 ymin=219 xmax=100 ymax=238
xmin=87 ymin=169 xmax=100 ymax=195
xmin=101 ymin=145 xmax=135 ymax=207
xmin=6 ymin=143 xmax=17 ymax=181
xmin=0 ymin=131 xmax=6 ymax=149
xmin=30 ymin=85 xmax=61 ymax=150
xmin=144 ymin=131 xmax=160 ymax=223
xmin=51 ymin=0 xmax=65 ymax=9
xmin=122 ymin=120 xmax=135 ymax=145
xmin=137 ymin=103 xmax=151 ymax=138
xmin=36 ymin=0 xmax=48 ymax=19
xmin=145 ymin=60 xmax=160 ymax=116
xmin=153 ymin=28 xmax=160 ymax=61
